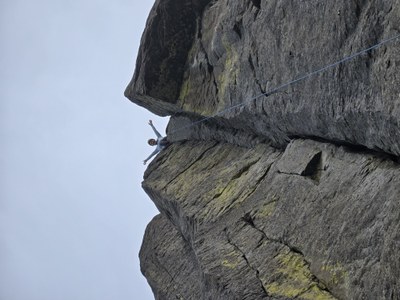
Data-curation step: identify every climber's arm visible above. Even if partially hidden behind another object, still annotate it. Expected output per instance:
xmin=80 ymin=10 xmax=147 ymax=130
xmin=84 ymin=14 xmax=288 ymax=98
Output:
xmin=148 ymin=120 xmax=162 ymax=138
xmin=143 ymin=149 xmax=159 ymax=165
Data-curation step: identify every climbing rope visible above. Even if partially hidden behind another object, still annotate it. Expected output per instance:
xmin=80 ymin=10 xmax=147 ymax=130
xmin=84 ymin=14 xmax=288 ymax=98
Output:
xmin=170 ymin=33 xmax=400 ymax=134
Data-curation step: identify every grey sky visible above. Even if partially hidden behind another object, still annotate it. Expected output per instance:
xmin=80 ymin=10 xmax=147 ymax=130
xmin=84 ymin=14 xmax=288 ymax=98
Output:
xmin=1 ymin=0 xmax=167 ymax=299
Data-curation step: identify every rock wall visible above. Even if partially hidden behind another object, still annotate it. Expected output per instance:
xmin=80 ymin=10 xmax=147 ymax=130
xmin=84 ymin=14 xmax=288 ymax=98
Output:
xmin=126 ymin=0 xmax=400 ymax=299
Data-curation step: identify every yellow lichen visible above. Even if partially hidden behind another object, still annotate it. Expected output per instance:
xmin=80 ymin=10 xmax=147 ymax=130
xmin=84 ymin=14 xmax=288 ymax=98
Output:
xmin=265 ymin=251 xmax=313 ymax=297
xmin=265 ymin=251 xmax=335 ymax=299
xmin=216 ymin=34 xmax=240 ymax=108
xmin=300 ymin=285 xmax=336 ymax=300
xmin=258 ymin=197 xmax=278 ymax=217
xmin=177 ymin=31 xmax=241 ymax=115
xmin=221 ymin=259 xmax=238 ymax=269
xmin=221 ymin=250 xmax=240 ymax=269
xmin=321 ymin=262 xmax=348 ymax=286
xmin=179 ymin=78 xmax=216 ymax=116
xmin=205 ymin=179 xmax=242 ymax=219
xmin=266 ymin=281 xmax=308 ymax=298
xmin=179 ymin=77 xmax=191 ymax=102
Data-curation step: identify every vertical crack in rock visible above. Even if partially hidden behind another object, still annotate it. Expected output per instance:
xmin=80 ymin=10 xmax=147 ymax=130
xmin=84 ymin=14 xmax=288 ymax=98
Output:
xmin=140 ymin=137 xmax=400 ymax=298
xmin=200 ymin=40 xmax=220 ymax=97
xmin=140 ymin=215 xmax=204 ymax=299
xmin=153 ymin=256 xmax=179 ymax=294
xmin=134 ymin=0 xmax=400 ymax=298
xmin=223 ymin=228 xmax=270 ymax=297
xmin=241 ymin=214 xmax=337 ymax=299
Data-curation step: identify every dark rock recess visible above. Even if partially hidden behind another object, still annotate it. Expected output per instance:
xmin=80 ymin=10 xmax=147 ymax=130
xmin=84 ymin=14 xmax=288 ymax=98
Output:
xmin=126 ymin=0 xmax=400 ymax=299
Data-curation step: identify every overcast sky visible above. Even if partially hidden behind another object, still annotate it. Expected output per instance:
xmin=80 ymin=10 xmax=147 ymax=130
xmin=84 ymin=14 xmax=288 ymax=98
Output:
xmin=0 ymin=0 xmax=168 ymax=299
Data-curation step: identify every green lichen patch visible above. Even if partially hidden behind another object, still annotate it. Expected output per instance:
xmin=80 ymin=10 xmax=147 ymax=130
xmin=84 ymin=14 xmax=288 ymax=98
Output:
xmin=204 ymin=156 xmax=265 ymax=219
xmin=264 ymin=250 xmax=335 ymax=299
xmin=216 ymin=34 xmax=240 ymax=107
xmin=221 ymin=250 xmax=240 ymax=269
xmin=179 ymin=76 xmax=216 ymax=116
xmin=300 ymin=285 xmax=336 ymax=300
xmin=321 ymin=262 xmax=348 ymax=286
xmin=257 ymin=196 xmax=278 ymax=218
xmin=179 ymin=77 xmax=191 ymax=102
xmin=265 ymin=251 xmax=313 ymax=297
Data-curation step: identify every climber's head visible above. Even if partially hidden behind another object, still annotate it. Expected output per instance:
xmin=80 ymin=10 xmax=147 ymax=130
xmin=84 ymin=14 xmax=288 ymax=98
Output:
xmin=148 ymin=139 xmax=157 ymax=146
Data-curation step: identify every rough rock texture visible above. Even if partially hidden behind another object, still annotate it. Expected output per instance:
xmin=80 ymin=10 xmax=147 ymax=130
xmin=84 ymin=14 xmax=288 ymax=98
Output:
xmin=142 ymin=140 xmax=400 ymax=299
xmin=126 ymin=0 xmax=400 ymax=155
xmin=126 ymin=0 xmax=400 ymax=299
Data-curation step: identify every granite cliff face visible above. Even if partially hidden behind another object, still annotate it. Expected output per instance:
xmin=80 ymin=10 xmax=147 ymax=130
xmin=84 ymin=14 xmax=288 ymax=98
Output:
xmin=126 ymin=0 xmax=400 ymax=299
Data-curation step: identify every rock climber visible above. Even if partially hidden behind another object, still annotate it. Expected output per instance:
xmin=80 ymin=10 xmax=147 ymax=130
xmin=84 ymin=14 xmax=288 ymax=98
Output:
xmin=143 ymin=120 xmax=170 ymax=165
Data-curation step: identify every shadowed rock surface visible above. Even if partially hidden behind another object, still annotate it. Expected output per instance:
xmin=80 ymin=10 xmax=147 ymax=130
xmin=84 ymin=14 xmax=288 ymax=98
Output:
xmin=126 ymin=0 xmax=400 ymax=299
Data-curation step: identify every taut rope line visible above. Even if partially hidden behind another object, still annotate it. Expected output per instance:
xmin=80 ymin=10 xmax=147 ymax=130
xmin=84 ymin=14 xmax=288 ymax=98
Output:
xmin=170 ymin=33 xmax=400 ymax=134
